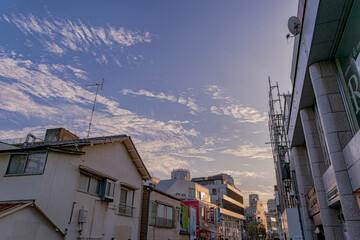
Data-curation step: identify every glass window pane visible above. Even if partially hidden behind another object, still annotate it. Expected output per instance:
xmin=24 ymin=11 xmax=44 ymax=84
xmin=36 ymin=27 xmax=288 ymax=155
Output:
xmin=150 ymin=201 xmax=157 ymax=225
xmin=167 ymin=206 xmax=173 ymax=220
xmin=24 ymin=153 xmax=46 ymax=174
xmin=7 ymin=155 xmax=27 ymax=174
xmin=158 ymin=204 xmax=165 ymax=218
xmin=78 ymin=173 xmax=89 ymax=192
xmin=126 ymin=190 xmax=134 ymax=205
xmin=120 ymin=188 xmax=127 ymax=203
xmin=89 ymin=177 xmax=100 ymax=195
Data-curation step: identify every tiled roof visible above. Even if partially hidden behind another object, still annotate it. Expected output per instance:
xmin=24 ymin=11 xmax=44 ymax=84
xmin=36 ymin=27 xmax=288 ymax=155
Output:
xmin=19 ymin=134 xmax=129 ymax=149
xmin=0 ymin=202 xmax=31 ymax=216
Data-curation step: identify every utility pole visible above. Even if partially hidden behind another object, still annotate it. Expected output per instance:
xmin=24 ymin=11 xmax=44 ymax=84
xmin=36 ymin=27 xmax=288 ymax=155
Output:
xmin=86 ymin=79 xmax=104 ymax=138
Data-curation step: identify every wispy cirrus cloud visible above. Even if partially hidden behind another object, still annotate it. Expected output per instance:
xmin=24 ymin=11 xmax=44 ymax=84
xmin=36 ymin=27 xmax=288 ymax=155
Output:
xmin=45 ymin=42 xmax=65 ymax=55
xmin=211 ymin=104 xmax=267 ymax=123
xmin=221 ymin=104 xmax=267 ymax=123
xmin=205 ymin=84 xmax=231 ymax=102
xmin=3 ymin=14 xmax=152 ymax=59
xmin=206 ymin=169 xmax=265 ymax=186
xmin=206 ymin=84 xmax=267 ymax=123
xmin=222 ymin=143 xmax=271 ymax=160
xmin=121 ymin=88 xmax=204 ymax=114
xmin=0 ymin=51 xmax=199 ymax=177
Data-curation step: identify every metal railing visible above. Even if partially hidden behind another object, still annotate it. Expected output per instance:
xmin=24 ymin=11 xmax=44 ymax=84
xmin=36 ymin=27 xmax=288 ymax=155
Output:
xmin=156 ymin=217 xmax=174 ymax=228
xmin=118 ymin=202 xmax=134 ymax=216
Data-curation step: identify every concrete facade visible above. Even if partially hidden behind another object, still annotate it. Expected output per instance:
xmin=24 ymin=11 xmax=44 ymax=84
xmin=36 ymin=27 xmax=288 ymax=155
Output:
xmin=156 ymin=178 xmax=211 ymax=202
xmin=192 ymin=174 xmax=245 ymax=216
xmin=140 ymin=186 xmax=188 ymax=240
xmin=245 ymin=194 xmax=267 ymax=233
xmin=287 ymin=0 xmax=360 ymax=239
xmin=0 ymin=203 xmax=63 ymax=240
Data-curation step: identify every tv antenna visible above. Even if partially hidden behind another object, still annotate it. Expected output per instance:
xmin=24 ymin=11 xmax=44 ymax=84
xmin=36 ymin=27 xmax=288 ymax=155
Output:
xmin=86 ymin=78 xmax=104 ymax=138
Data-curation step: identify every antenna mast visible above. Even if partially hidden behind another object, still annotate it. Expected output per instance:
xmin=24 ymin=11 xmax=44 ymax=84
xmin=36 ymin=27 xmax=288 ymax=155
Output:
xmin=86 ymin=78 xmax=104 ymax=138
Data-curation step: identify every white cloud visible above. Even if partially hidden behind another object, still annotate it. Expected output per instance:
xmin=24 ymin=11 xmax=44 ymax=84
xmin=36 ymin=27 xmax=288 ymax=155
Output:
xmin=222 ymin=143 xmax=272 ymax=160
xmin=121 ymin=88 xmax=204 ymax=113
xmin=0 ymin=82 xmax=58 ymax=118
xmin=221 ymin=104 xmax=267 ymax=123
xmin=45 ymin=42 xmax=66 ymax=55
xmin=0 ymin=53 xmax=203 ymax=178
xmin=205 ymin=84 xmax=266 ymax=123
xmin=206 ymin=169 xmax=265 ymax=187
xmin=210 ymin=106 xmax=220 ymax=115
xmin=3 ymin=14 xmax=152 ymax=57
xmin=66 ymin=65 xmax=87 ymax=80
xmin=2 ymin=15 xmax=10 ymax=23
xmin=205 ymin=84 xmax=231 ymax=102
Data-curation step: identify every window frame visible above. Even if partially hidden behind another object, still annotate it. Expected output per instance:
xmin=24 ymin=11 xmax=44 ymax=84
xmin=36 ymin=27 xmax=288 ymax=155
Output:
xmin=77 ymin=172 xmax=102 ymax=196
xmin=150 ymin=201 xmax=175 ymax=228
xmin=5 ymin=151 xmax=48 ymax=176
xmin=118 ymin=187 xmax=135 ymax=216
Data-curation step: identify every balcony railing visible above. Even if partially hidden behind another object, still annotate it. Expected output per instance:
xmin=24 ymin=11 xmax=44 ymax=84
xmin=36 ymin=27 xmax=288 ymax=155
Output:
xmin=156 ymin=217 xmax=174 ymax=228
xmin=118 ymin=202 xmax=134 ymax=216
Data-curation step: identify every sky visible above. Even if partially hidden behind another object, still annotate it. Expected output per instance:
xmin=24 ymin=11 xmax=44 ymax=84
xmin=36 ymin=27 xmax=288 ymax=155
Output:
xmin=0 ymin=0 xmax=297 ymax=206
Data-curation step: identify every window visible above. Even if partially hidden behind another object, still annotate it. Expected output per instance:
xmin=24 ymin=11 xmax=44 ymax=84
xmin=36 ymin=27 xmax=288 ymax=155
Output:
xmin=119 ymin=187 xmax=134 ymax=216
xmin=212 ymin=188 xmax=217 ymax=195
xmin=6 ymin=152 xmax=47 ymax=175
xmin=150 ymin=201 xmax=174 ymax=228
xmin=200 ymin=207 xmax=205 ymax=221
xmin=78 ymin=172 xmax=101 ymax=195
xmin=198 ymin=191 xmax=205 ymax=200
xmin=105 ymin=179 xmax=115 ymax=198
xmin=188 ymin=188 xmax=195 ymax=198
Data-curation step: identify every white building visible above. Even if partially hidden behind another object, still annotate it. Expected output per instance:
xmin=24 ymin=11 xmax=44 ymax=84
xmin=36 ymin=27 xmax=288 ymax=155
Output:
xmin=0 ymin=128 xmax=150 ymax=240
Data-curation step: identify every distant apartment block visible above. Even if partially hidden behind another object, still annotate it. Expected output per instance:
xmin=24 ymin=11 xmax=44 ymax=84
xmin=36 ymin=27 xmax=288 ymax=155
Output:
xmin=192 ymin=173 xmax=244 ymax=215
xmin=191 ymin=173 xmax=245 ymax=239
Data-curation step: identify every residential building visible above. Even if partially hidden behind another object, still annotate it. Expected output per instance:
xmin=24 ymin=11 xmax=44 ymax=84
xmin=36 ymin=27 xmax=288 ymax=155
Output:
xmin=156 ymin=178 xmax=210 ymax=202
xmin=192 ymin=174 xmax=244 ymax=240
xmin=245 ymin=194 xmax=267 ymax=233
xmin=284 ymin=0 xmax=360 ymax=239
xmin=192 ymin=174 xmax=244 ymax=215
xmin=157 ymin=170 xmax=221 ymax=239
xmin=182 ymin=200 xmax=220 ymax=240
xmin=140 ymin=185 xmax=188 ymax=240
xmin=171 ymin=168 xmax=191 ymax=181
xmin=266 ymin=199 xmax=279 ymax=237
xmin=0 ymin=127 xmax=150 ymax=240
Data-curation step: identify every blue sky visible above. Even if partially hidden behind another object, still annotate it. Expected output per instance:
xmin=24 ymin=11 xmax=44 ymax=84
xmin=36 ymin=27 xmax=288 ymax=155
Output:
xmin=0 ymin=0 xmax=297 ymax=205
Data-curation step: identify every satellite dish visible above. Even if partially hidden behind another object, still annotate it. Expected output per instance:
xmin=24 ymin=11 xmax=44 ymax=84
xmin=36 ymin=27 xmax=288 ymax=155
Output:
xmin=288 ymin=16 xmax=301 ymax=35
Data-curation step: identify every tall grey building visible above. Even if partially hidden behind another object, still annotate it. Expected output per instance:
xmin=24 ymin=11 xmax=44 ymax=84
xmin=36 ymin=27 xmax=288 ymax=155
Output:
xmin=285 ymin=0 xmax=360 ymax=239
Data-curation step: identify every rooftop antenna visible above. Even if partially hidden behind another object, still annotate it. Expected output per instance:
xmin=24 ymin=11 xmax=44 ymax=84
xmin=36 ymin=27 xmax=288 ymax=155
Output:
xmin=86 ymin=78 xmax=104 ymax=138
